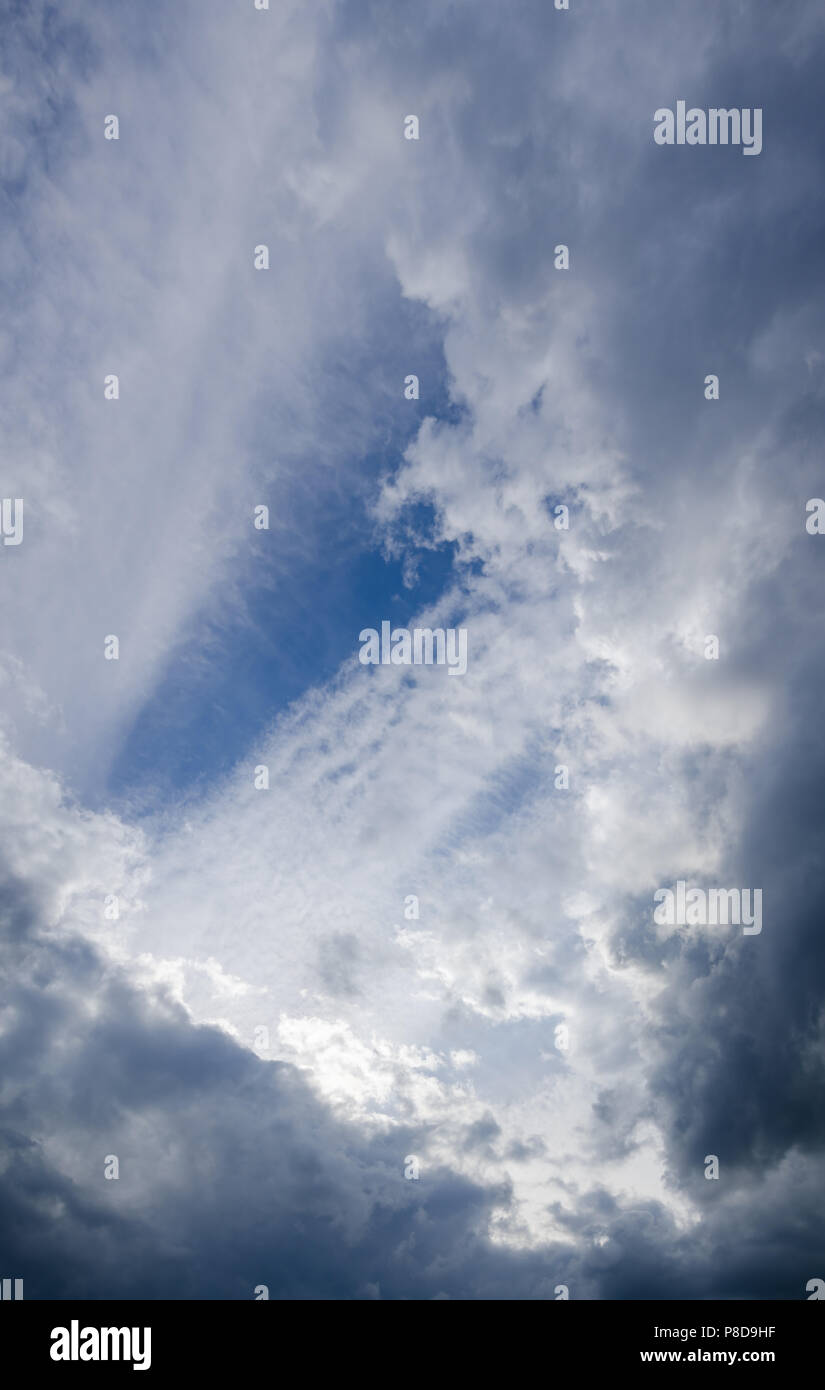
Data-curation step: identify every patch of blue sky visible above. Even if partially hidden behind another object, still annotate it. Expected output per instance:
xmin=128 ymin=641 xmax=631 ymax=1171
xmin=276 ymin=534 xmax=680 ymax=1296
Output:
xmin=108 ymin=382 xmax=468 ymax=815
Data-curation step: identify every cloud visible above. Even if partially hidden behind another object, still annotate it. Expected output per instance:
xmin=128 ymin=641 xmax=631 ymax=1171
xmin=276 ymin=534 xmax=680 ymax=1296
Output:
xmin=2 ymin=0 xmax=825 ymax=1299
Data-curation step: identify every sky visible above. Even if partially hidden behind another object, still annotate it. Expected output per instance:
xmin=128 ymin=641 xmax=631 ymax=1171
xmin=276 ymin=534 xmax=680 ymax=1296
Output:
xmin=1 ymin=0 xmax=825 ymax=1300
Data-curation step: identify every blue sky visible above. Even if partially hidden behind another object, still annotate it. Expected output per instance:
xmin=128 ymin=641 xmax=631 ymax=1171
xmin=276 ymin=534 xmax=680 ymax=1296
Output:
xmin=2 ymin=0 xmax=825 ymax=1301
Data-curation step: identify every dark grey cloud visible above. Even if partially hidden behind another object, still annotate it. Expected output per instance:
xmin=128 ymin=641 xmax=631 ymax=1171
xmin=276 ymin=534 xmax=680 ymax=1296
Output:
xmin=645 ymin=628 xmax=825 ymax=1184
xmin=2 ymin=851 xmax=822 ymax=1300
xmin=0 ymin=870 xmax=535 ymax=1299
